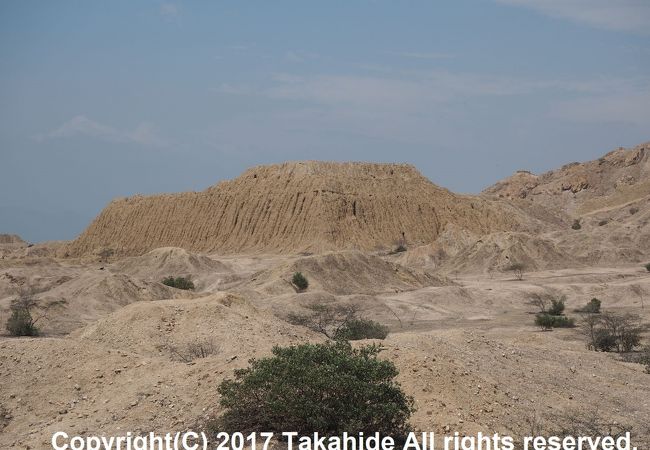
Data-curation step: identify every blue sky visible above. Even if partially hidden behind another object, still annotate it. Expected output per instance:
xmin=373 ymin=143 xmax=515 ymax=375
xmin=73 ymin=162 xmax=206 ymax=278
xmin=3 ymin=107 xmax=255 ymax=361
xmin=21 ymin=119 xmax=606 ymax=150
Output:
xmin=1 ymin=1 xmax=649 ymax=242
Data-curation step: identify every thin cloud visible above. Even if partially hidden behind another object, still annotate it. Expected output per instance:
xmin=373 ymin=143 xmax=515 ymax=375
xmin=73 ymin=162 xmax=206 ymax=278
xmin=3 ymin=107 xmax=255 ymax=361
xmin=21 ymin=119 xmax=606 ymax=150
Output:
xmin=262 ymin=71 xmax=630 ymax=109
xmin=216 ymin=70 xmax=650 ymax=130
xmin=397 ymin=52 xmax=454 ymax=60
xmin=285 ymin=50 xmax=321 ymax=62
xmin=495 ymin=0 xmax=650 ymax=34
xmin=39 ymin=115 xmax=167 ymax=147
xmin=553 ymin=89 xmax=650 ymax=127
xmin=160 ymin=3 xmax=180 ymax=17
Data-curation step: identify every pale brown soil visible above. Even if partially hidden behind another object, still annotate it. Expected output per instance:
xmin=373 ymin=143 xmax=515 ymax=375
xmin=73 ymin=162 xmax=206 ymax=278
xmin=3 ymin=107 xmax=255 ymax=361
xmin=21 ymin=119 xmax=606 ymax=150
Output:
xmin=2 ymin=143 xmax=650 ymax=449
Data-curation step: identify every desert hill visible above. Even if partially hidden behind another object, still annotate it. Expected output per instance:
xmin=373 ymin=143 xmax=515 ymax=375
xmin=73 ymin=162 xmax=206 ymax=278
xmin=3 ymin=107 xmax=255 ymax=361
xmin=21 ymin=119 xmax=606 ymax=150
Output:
xmin=0 ymin=234 xmax=25 ymax=245
xmin=483 ymin=142 xmax=650 ymax=220
xmin=64 ymin=161 xmax=536 ymax=257
xmin=240 ymin=250 xmax=450 ymax=297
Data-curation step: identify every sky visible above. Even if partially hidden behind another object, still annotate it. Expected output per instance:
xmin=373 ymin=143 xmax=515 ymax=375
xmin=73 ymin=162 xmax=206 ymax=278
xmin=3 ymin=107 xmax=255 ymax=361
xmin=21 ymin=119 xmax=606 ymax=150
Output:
xmin=1 ymin=1 xmax=649 ymax=242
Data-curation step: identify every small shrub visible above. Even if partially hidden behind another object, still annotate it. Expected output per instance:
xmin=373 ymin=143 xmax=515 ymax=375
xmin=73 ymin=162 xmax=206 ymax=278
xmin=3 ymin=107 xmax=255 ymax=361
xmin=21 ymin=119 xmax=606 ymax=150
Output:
xmin=292 ymin=272 xmax=309 ymax=291
xmin=640 ymin=346 xmax=650 ymax=374
xmin=645 ymin=263 xmax=650 ymax=272
xmin=594 ymin=329 xmax=617 ymax=352
xmin=6 ymin=308 xmax=38 ymax=336
xmin=287 ymin=303 xmax=388 ymax=341
xmin=548 ymin=298 xmax=566 ymax=316
xmin=214 ymin=341 xmax=414 ymax=436
xmin=527 ymin=293 xmax=550 ymax=313
xmin=162 ymin=276 xmax=195 ymax=290
xmin=334 ymin=318 xmax=389 ymax=341
xmin=505 ymin=262 xmax=525 ymax=280
xmin=598 ymin=219 xmax=608 ymax=226
xmin=629 ymin=207 xmax=639 ymax=215
xmin=571 ymin=219 xmax=581 ymax=230
xmin=550 ymin=408 xmax=631 ymax=440
xmin=577 ymin=298 xmax=601 ymax=314
xmin=582 ymin=313 xmax=643 ymax=353
xmin=389 ymin=245 xmax=407 ymax=255
xmin=535 ymin=314 xmax=575 ymax=330
xmin=5 ymin=287 xmax=66 ymax=337
xmin=535 ymin=314 xmax=554 ymax=331
xmin=158 ymin=337 xmax=219 ymax=362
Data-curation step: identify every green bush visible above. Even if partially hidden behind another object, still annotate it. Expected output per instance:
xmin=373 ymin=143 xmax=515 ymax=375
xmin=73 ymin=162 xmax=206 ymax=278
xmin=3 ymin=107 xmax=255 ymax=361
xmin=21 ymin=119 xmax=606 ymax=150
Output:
xmin=535 ymin=313 xmax=575 ymax=330
xmin=582 ymin=313 xmax=643 ymax=353
xmin=334 ymin=318 xmax=389 ymax=341
xmin=594 ymin=329 xmax=617 ymax=352
xmin=535 ymin=314 xmax=554 ymax=330
xmin=292 ymin=272 xmax=309 ymax=291
xmin=548 ymin=298 xmax=566 ymax=316
xmin=571 ymin=219 xmax=581 ymax=230
xmin=6 ymin=308 xmax=38 ymax=336
xmin=645 ymin=263 xmax=650 ymax=272
xmin=214 ymin=341 xmax=414 ymax=437
xmin=578 ymin=298 xmax=601 ymax=314
xmin=162 ymin=276 xmax=195 ymax=290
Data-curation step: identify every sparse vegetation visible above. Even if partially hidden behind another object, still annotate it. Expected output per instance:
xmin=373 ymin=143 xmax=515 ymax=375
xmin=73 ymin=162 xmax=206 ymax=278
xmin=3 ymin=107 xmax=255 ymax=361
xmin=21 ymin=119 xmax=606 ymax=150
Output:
xmin=6 ymin=308 xmax=38 ymax=336
xmin=629 ymin=207 xmax=639 ymax=215
xmin=530 ymin=295 xmax=574 ymax=330
xmin=213 ymin=341 xmax=414 ymax=436
xmin=571 ymin=219 xmax=581 ymax=230
xmin=527 ymin=292 xmax=550 ymax=314
xmin=576 ymin=297 xmax=601 ymax=314
xmin=506 ymin=261 xmax=525 ymax=280
xmin=597 ymin=219 xmax=608 ymax=226
xmin=535 ymin=313 xmax=575 ymax=330
xmin=287 ymin=303 xmax=389 ymax=340
xmin=581 ymin=312 xmax=643 ymax=353
xmin=162 ymin=276 xmax=195 ymax=290
xmin=157 ymin=337 xmax=219 ymax=362
xmin=551 ymin=408 xmax=631 ymax=440
xmin=389 ymin=244 xmax=407 ymax=255
xmin=645 ymin=263 xmax=650 ymax=272
xmin=334 ymin=318 xmax=389 ymax=341
xmin=547 ymin=297 xmax=566 ymax=316
xmin=527 ymin=293 xmax=567 ymax=315
xmin=642 ymin=346 xmax=650 ymax=374
xmin=291 ymin=271 xmax=309 ymax=291
xmin=5 ymin=287 xmax=66 ymax=337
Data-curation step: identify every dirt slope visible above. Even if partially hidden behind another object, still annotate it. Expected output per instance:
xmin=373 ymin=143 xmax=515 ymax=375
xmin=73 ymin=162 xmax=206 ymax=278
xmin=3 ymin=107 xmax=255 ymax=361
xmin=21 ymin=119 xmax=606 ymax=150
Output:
xmin=65 ymin=161 xmax=536 ymax=257
xmin=241 ymin=250 xmax=451 ymax=296
xmin=0 ymin=234 xmax=26 ymax=245
xmin=0 ymin=269 xmax=195 ymax=335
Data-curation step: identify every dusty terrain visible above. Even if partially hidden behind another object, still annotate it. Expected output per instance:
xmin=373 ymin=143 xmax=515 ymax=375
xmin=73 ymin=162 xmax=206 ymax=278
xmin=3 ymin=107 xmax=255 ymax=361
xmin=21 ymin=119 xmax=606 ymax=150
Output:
xmin=1 ymin=143 xmax=650 ymax=449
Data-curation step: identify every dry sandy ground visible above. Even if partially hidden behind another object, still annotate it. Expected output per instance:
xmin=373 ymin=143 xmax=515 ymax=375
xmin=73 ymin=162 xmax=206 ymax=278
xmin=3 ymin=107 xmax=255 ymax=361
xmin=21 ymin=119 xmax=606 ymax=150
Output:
xmin=1 ymin=249 xmax=649 ymax=450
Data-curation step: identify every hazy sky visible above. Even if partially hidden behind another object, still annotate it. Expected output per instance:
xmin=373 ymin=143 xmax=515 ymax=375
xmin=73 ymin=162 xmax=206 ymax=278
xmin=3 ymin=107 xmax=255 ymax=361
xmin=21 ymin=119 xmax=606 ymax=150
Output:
xmin=1 ymin=1 xmax=649 ymax=242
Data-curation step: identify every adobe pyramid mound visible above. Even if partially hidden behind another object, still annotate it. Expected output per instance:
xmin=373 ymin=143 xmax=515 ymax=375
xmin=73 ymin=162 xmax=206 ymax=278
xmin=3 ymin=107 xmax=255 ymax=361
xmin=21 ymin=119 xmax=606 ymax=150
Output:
xmin=66 ymin=161 xmax=533 ymax=256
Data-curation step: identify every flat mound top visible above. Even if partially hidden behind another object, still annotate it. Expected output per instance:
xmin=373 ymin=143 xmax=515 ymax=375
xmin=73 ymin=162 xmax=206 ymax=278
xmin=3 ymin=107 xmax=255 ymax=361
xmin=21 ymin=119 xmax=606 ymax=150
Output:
xmin=66 ymin=160 xmax=529 ymax=257
xmin=237 ymin=160 xmax=424 ymax=180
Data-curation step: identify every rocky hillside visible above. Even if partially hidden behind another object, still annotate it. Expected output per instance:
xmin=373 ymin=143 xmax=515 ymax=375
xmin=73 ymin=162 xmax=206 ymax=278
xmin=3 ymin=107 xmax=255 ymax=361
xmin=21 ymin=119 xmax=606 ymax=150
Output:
xmin=483 ymin=142 xmax=650 ymax=222
xmin=65 ymin=161 xmax=535 ymax=257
